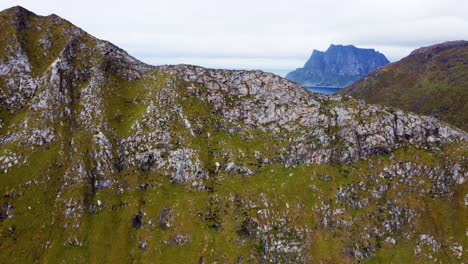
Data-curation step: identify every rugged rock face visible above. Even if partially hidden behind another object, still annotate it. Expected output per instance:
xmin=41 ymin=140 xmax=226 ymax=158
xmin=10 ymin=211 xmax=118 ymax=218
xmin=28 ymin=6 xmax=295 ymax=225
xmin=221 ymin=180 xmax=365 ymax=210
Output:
xmin=286 ymin=44 xmax=389 ymax=87
xmin=341 ymin=41 xmax=468 ymax=131
xmin=0 ymin=6 xmax=467 ymax=263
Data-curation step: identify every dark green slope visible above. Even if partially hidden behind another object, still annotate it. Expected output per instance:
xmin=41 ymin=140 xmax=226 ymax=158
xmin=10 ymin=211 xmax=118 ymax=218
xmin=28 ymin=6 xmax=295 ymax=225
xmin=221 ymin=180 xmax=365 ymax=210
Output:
xmin=341 ymin=41 xmax=468 ymax=131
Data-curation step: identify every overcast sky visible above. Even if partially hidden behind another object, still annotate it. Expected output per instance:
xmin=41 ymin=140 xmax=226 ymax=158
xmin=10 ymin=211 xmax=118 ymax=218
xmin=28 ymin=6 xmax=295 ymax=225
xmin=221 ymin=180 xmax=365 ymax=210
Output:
xmin=1 ymin=0 xmax=467 ymax=76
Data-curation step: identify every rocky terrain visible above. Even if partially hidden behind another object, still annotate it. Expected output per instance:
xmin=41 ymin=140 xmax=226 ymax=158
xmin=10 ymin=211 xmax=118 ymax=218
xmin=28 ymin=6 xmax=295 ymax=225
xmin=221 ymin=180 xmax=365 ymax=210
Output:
xmin=341 ymin=41 xmax=468 ymax=131
xmin=286 ymin=44 xmax=389 ymax=87
xmin=0 ymin=6 xmax=466 ymax=263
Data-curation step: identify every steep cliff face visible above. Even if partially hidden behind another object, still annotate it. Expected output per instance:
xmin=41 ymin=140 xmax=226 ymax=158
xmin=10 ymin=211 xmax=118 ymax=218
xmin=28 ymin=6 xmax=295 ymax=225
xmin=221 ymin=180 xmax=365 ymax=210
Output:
xmin=286 ymin=44 xmax=390 ymax=87
xmin=0 ymin=7 xmax=467 ymax=263
xmin=341 ymin=41 xmax=468 ymax=131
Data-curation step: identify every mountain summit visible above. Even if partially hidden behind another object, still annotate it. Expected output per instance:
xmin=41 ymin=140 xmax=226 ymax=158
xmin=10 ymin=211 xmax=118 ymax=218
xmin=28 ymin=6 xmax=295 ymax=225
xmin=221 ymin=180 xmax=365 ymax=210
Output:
xmin=286 ymin=44 xmax=389 ymax=87
xmin=0 ymin=7 xmax=466 ymax=263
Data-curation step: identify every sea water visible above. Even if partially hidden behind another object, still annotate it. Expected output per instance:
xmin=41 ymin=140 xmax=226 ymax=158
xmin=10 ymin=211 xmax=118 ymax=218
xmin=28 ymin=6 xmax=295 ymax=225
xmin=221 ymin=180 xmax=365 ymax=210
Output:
xmin=304 ymin=86 xmax=343 ymax=95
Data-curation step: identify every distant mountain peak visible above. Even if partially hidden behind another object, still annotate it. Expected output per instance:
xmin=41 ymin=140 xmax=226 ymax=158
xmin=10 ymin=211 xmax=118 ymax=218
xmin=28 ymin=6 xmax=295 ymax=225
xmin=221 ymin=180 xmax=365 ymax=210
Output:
xmin=328 ymin=44 xmax=355 ymax=49
xmin=286 ymin=44 xmax=389 ymax=87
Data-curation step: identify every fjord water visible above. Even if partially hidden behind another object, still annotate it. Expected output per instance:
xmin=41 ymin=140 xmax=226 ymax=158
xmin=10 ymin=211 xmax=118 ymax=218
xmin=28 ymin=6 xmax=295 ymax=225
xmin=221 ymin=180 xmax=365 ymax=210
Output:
xmin=304 ymin=85 xmax=343 ymax=94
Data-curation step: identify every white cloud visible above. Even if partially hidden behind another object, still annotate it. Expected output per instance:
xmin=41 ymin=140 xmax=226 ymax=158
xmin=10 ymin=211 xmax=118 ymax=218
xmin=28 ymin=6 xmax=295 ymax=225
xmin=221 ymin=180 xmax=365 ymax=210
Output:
xmin=1 ymin=0 xmax=467 ymax=76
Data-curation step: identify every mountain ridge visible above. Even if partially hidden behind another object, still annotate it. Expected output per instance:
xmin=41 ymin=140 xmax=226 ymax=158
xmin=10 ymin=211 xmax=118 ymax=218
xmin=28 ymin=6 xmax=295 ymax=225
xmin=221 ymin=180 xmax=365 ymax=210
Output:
xmin=0 ymin=6 xmax=466 ymax=263
xmin=410 ymin=40 xmax=468 ymax=55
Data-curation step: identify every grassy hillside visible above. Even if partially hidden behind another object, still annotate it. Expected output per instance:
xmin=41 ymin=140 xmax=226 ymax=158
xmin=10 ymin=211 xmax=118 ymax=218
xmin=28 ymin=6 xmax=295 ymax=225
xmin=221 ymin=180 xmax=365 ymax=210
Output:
xmin=341 ymin=41 xmax=468 ymax=131
xmin=0 ymin=7 xmax=466 ymax=263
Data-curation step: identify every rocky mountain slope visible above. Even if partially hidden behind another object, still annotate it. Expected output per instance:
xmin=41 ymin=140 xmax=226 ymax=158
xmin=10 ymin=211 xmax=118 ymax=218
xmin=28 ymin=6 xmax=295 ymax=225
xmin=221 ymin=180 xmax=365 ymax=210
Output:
xmin=341 ymin=41 xmax=468 ymax=131
xmin=286 ymin=44 xmax=389 ymax=87
xmin=0 ymin=6 xmax=467 ymax=263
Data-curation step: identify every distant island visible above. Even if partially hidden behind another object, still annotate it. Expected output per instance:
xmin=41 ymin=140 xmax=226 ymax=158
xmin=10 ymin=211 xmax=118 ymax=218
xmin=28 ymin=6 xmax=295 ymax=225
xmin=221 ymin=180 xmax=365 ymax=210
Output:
xmin=286 ymin=44 xmax=390 ymax=87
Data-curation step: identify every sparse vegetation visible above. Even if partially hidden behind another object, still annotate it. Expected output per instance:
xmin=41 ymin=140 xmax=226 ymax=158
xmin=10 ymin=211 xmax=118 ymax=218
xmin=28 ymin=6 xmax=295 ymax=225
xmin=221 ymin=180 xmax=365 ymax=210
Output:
xmin=0 ymin=6 xmax=466 ymax=264
xmin=342 ymin=41 xmax=468 ymax=131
